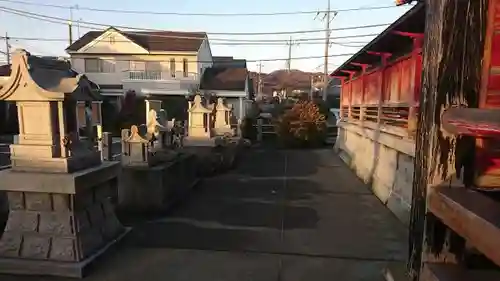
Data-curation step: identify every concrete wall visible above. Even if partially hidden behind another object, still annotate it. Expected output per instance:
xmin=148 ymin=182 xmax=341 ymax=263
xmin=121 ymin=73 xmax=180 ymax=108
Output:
xmin=335 ymin=121 xmax=415 ymax=225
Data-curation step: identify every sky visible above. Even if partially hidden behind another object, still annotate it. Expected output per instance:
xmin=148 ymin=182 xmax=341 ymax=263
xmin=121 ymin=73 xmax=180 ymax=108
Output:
xmin=0 ymin=0 xmax=412 ymax=74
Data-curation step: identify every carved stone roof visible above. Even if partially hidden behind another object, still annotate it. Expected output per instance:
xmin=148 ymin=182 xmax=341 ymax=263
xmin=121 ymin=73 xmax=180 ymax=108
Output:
xmin=188 ymin=94 xmax=212 ymax=113
xmin=0 ymin=49 xmax=101 ymax=102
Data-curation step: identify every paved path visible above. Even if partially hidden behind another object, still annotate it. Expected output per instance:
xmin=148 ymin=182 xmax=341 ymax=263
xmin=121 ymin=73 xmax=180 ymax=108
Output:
xmin=2 ymin=149 xmax=408 ymax=281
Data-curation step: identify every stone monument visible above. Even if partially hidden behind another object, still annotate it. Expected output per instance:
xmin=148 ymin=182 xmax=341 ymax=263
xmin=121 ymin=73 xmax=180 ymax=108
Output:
xmin=0 ymin=50 xmax=127 ymax=278
xmin=213 ymin=97 xmax=235 ymax=136
xmin=185 ymin=94 xmax=217 ymax=146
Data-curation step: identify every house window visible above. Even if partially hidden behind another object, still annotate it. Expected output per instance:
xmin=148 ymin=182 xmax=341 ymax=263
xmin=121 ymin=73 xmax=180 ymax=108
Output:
xmin=146 ymin=61 xmax=162 ymax=72
xmin=170 ymin=58 xmax=176 ymax=77
xmin=84 ymin=58 xmax=115 ymax=73
xmin=183 ymin=58 xmax=188 ymax=77
xmin=129 ymin=61 xmax=146 ymax=71
xmin=109 ymin=36 xmax=116 ymax=44
xmin=84 ymin=58 xmax=101 ymax=73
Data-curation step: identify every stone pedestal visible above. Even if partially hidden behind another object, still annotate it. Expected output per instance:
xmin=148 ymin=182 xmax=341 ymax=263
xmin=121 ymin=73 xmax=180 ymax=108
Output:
xmin=118 ymin=154 xmax=199 ymax=214
xmin=0 ymin=161 xmax=128 ymax=278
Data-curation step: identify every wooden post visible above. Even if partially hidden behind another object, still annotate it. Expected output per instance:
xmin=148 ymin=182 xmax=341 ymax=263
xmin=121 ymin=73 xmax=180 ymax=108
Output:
xmin=257 ymin=118 xmax=263 ymax=142
xmin=407 ymin=1 xmax=488 ymax=280
xmin=351 ymin=63 xmax=370 ymax=122
xmin=101 ymin=132 xmax=113 ymax=161
xmin=367 ymin=51 xmax=392 ymax=125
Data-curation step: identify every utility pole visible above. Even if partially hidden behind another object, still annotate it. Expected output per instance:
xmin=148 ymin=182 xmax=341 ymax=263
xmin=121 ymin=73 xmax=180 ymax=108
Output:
xmin=68 ymin=6 xmax=74 ymax=45
xmin=257 ymin=61 xmax=264 ymax=95
xmin=285 ymin=37 xmax=299 ymax=72
xmin=75 ymin=5 xmax=81 ymax=38
xmin=287 ymin=37 xmax=292 ymax=71
xmin=4 ymin=32 xmax=10 ymax=65
xmin=310 ymin=75 xmax=314 ymax=100
xmin=323 ymin=0 xmax=330 ymax=101
xmin=316 ymin=0 xmax=337 ymax=101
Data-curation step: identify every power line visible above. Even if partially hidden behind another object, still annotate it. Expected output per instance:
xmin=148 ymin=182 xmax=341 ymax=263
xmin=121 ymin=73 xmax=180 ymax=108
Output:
xmin=2 ymin=49 xmax=356 ymax=63
xmin=0 ymin=35 xmax=371 ymax=47
xmin=0 ymin=0 xmax=405 ymax=16
xmin=0 ymin=33 xmax=379 ymax=44
xmin=0 ymin=6 xmax=391 ymax=36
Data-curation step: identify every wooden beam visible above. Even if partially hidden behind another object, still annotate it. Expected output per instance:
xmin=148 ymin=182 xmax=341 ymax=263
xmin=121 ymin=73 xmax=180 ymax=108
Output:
xmin=350 ymin=62 xmax=370 ymax=72
xmin=367 ymin=51 xmax=392 ymax=65
xmin=428 ymin=185 xmax=500 ymax=267
xmin=441 ymin=108 xmax=500 ymax=138
xmin=392 ymin=31 xmax=424 ymax=38
xmin=421 ymin=263 xmax=500 ymax=281
xmin=408 ymin=0 xmax=489 ymax=279
xmin=340 ymin=70 xmax=356 ymax=80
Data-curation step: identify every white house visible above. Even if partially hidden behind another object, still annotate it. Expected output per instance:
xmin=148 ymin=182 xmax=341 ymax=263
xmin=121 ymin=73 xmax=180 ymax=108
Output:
xmin=66 ymin=27 xmax=213 ymax=104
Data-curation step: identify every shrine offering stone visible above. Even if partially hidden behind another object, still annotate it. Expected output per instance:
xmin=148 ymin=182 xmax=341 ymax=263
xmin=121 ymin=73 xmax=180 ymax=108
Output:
xmin=0 ymin=161 xmax=128 ymax=278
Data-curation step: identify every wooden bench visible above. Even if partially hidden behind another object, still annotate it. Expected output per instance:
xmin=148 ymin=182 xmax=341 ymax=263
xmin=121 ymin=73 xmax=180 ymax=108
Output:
xmin=428 ymin=185 xmax=500 ymax=267
xmin=421 ymin=263 xmax=500 ymax=281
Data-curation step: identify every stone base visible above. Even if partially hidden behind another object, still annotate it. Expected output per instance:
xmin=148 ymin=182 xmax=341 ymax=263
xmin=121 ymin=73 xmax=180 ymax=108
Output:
xmin=184 ymin=137 xmax=216 ymax=147
xmin=0 ymin=161 xmax=126 ymax=278
xmin=0 ymin=228 xmax=130 ymax=278
xmin=10 ymin=151 xmax=102 ymax=173
xmin=213 ymin=127 xmax=235 ymax=136
xmin=118 ymin=153 xmax=199 ymax=214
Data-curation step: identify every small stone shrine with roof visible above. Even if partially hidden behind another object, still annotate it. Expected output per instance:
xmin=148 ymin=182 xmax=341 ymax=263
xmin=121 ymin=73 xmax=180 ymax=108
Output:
xmin=0 ymin=49 xmax=127 ymax=278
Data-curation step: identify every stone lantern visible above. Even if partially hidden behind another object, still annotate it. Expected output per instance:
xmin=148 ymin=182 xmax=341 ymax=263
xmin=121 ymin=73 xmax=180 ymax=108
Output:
xmin=214 ymin=97 xmax=235 ymax=136
xmin=0 ymin=50 xmax=126 ymax=278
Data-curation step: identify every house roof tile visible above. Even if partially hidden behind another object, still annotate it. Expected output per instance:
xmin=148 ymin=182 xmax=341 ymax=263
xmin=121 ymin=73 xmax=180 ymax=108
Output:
xmin=200 ymin=67 xmax=248 ymax=91
xmin=66 ymin=27 xmax=206 ymax=53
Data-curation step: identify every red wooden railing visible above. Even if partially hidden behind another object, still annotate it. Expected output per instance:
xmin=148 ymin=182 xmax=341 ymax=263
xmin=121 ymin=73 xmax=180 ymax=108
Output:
xmin=337 ymin=32 xmax=423 ymax=132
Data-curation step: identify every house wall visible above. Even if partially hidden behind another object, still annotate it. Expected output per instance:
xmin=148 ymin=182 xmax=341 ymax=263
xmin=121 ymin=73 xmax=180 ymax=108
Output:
xmin=197 ymin=39 xmax=213 ymax=76
xmin=71 ymin=54 xmax=199 ymax=81
xmin=335 ymin=121 xmax=415 ymax=225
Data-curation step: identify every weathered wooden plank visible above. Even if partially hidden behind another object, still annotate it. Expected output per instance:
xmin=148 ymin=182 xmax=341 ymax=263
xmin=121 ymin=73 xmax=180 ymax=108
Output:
xmin=441 ymin=108 xmax=500 ymax=138
xmin=428 ymin=185 xmax=500 ymax=267
xmin=421 ymin=263 xmax=500 ymax=281
xmin=409 ymin=0 xmax=489 ymax=279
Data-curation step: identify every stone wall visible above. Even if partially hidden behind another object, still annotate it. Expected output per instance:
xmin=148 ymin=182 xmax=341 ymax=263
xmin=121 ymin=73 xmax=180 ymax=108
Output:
xmin=335 ymin=121 xmax=415 ymax=225
xmin=0 ymin=180 xmax=123 ymax=262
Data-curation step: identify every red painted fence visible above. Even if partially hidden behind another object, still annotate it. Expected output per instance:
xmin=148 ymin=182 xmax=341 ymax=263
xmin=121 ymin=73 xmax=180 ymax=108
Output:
xmin=339 ymin=51 xmax=422 ymax=129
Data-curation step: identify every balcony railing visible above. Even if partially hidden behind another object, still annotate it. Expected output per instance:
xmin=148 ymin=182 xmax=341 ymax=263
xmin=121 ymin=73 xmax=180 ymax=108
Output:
xmin=127 ymin=71 xmax=198 ymax=81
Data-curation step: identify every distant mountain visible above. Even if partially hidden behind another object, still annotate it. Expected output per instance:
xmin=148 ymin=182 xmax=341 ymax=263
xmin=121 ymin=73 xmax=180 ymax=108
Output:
xmin=249 ymin=69 xmax=324 ymax=95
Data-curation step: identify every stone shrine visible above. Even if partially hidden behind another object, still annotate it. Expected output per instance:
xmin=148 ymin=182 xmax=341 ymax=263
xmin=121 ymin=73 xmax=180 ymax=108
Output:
xmin=214 ymin=97 xmax=235 ymax=136
xmin=187 ymin=95 xmax=213 ymax=138
xmin=185 ymin=94 xmax=217 ymax=146
xmin=0 ymin=50 xmax=127 ymax=278
xmin=121 ymin=125 xmax=154 ymax=166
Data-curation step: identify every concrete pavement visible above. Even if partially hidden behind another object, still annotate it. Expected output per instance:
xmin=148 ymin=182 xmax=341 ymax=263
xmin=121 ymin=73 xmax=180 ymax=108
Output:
xmin=0 ymin=149 xmax=408 ymax=281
